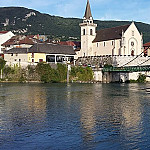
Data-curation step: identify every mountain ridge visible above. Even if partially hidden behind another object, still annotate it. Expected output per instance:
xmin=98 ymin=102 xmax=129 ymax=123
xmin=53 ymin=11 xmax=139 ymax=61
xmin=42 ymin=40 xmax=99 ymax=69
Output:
xmin=0 ymin=7 xmax=150 ymax=43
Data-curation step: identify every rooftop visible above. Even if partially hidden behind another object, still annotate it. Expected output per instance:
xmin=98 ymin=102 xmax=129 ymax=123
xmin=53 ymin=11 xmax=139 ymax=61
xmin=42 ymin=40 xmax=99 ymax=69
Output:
xmin=93 ymin=24 xmax=130 ymax=42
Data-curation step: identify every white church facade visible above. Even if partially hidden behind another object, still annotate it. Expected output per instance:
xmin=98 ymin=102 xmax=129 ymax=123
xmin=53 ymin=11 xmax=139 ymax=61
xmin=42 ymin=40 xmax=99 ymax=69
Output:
xmin=77 ymin=0 xmax=143 ymax=58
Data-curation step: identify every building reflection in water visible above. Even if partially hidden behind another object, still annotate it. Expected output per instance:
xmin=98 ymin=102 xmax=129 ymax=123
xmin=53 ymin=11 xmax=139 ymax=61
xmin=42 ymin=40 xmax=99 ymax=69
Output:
xmin=78 ymin=83 xmax=143 ymax=148
xmin=0 ymin=84 xmax=47 ymax=140
xmin=79 ymin=84 xmax=103 ymax=143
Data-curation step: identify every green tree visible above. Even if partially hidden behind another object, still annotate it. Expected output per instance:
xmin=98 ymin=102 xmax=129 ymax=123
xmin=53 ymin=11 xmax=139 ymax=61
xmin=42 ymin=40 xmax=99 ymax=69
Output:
xmin=56 ymin=64 xmax=67 ymax=82
xmin=0 ymin=58 xmax=6 ymax=79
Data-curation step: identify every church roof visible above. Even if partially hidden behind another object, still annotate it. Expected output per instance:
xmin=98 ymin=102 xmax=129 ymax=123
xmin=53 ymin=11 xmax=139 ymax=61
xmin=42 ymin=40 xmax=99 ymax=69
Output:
xmin=93 ymin=24 xmax=130 ymax=43
xmin=84 ymin=0 xmax=92 ymax=19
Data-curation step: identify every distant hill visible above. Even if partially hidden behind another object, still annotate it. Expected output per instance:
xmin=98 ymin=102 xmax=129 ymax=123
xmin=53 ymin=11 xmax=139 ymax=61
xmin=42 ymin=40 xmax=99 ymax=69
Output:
xmin=0 ymin=7 xmax=150 ymax=43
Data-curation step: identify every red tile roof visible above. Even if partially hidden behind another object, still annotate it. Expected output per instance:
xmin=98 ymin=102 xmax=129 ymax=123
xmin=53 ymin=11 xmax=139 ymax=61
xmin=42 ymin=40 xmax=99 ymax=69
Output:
xmin=59 ymin=41 xmax=81 ymax=47
xmin=144 ymin=42 xmax=150 ymax=47
xmin=0 ymin=31 xmax=9 ymax=34
xmin=19 ymin=37 xmax=35 ymax=45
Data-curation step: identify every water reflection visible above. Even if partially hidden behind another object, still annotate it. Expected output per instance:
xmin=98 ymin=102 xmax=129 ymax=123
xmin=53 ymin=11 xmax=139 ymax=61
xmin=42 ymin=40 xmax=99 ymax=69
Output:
xmin=78 ymin=83 xmax=144 ymax=149
xmin=0 ymin=83 xmax=149 ymax=150
xmin=0 ymin=84 xmax=47 ymax=146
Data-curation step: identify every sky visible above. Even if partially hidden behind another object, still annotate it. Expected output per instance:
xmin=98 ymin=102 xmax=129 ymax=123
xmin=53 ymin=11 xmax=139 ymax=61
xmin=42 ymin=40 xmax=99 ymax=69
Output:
xmin=0 ymin=0 xmax=150 ymax=24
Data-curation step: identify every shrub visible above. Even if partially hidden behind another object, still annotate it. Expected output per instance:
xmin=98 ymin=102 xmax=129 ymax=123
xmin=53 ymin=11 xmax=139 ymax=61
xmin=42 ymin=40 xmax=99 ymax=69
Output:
xmin=137 ymin=74 xmax=146 ymax=83
xmin=70 ymin=66 xmax=93 ymax=81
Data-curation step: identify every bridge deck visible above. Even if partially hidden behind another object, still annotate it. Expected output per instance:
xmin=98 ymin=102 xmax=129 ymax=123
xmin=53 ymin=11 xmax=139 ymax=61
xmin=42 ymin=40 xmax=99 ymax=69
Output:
xmin=102 ymin=65 xmax=150 ymax=72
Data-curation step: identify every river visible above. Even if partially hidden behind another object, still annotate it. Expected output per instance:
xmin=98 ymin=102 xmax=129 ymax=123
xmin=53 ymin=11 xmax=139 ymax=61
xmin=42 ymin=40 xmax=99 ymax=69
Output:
xmin=0 ymin=83 xmax=150 ymax=150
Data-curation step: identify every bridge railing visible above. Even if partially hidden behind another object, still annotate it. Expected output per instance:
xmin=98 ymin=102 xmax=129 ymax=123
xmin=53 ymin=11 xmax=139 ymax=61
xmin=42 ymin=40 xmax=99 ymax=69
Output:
xmin=102 ymin=65 xmax=150 ymax=72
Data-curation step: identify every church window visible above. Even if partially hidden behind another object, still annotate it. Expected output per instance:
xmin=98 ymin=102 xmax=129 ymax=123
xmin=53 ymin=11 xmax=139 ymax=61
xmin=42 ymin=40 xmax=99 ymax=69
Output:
xmin=90 ymin=29 xmax=93 ymax=35
xmin=97 ymin=43 xmax=99 ymax=47
xmin=131 ymin=42 xmax=134 ymax=46
xmin=131 ymin=50 xmax=134 ymax=56
xmin=104 ymin=42 xmax=106 ymax=47
xmin=132 ymin=31 xmax=134 ymax=36
xmin=83 ymin=29 xmax=86 ymax=35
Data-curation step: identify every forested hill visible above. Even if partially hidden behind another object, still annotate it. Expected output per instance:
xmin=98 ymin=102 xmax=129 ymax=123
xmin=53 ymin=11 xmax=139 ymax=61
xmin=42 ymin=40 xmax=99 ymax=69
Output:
xmin=0 ymin=7 xmax=150 ymax=43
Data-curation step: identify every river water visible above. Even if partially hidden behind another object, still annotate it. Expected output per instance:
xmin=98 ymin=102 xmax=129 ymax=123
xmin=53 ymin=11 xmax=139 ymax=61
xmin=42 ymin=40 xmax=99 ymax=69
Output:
xmin=0 ymin=83 xmax=150 ymax=150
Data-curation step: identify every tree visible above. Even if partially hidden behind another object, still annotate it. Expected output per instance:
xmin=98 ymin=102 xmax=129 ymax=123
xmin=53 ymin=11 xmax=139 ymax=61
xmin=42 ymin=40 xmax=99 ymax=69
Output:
xmin=0 ymin=58 xmax=6 ymax=79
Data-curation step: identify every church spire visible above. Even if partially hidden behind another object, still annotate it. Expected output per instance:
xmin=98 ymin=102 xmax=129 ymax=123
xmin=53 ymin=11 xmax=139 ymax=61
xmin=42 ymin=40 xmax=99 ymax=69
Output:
xmin=84 ymin=0 xmax=93 ymax=20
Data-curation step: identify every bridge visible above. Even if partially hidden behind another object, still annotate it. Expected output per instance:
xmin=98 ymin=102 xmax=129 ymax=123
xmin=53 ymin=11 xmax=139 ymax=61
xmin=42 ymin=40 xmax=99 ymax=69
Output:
xmin=102 ymin=65 xmax=150 ymax=72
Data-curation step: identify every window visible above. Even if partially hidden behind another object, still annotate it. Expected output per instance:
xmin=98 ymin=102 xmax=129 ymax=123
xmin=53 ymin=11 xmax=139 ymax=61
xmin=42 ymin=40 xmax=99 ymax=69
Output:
xmin=56 ymin=56 xmax=63 ymax=62
xmin=14 ymin=59 xmax=17 ymax=61
xmin=104 ymin=42 xmax=106 ymax=47
xmin=16 ymin=53 xmax=18 ymax=56
xmin=90 ymin=29 xmax=93 ymax=35
xmin=11 ymin=53 xmax=13 ymax=56
xmin=19 ymin=59 xmax=21 ymax=62
xmin=112 ymin=41 xmax=114 ymax=46
xmin=132 ymin=31 xmax=134 ymax=36
xmin=46 ymin=55 xmax=55 ymax=62
xmin=83 ymin=29 xmax=85 ymax=35
xmin=39 ymin=59 xmax=43 ymax=62
xmin=32 ymin=59 xmax=34 ymax=62
xmin=32 ymin=53 xmax=34 ymax=58
xmin=131 ymin=50 xmax=134 ymax=56
xmin=131 ymin=42 xmax=134 ymax=46
xmin=97 ymin=43 xmax=99 ymax=47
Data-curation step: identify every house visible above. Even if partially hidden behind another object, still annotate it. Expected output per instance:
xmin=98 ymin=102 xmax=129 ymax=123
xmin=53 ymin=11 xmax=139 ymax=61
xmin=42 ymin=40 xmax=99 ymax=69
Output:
xmin=0 ymin=31 xmax=14 ymax=53
xmin=143 ymin=42 xmax=150 ymax=56
xmin=3 ymin=43 xmax=75 ymax=67
xmin=59 ymin=41 xmax=81 ymax=60
xmin=3 ymin=48 xmax=29 ymax=67
xmin=2 ymin=35 xmax=43 ymax=51
xmin=78 ymin=0 xmax=143 ymax=58
xmin=28 ymin=43 xmax=75 ymax=64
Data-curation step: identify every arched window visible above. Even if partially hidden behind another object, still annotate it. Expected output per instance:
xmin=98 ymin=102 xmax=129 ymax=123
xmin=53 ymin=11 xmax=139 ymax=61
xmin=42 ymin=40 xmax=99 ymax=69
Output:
xmin=131 ymin=50 xmax=134 ymax=56
xmin=90 ymin=29 xmax=93 ymax=35
xmin=83 ymin=29 xmax=85 ymax=35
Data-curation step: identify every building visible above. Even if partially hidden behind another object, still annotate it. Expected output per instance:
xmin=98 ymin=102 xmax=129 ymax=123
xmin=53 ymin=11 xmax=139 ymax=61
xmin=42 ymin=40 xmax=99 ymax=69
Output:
xmin=78 ymin=0 xmax=143 ymax=58
xmin=4 ymin=43 xmax=75 ymax=67
xmin=28 ymin=43 xmax=75 ymax=64
xmin=0 ymin=31 xmax=14 ymax=53
xmin=4 ymin=48 xmax=29 ymax=67
xmin=2 ymin=35 xmax=43 ymax=51
xmin=143 ymin=42 xmax=150 ymax=56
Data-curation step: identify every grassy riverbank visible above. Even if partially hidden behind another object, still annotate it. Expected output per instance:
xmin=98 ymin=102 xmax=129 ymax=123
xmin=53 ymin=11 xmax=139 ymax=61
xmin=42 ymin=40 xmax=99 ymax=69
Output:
xmin=0 ymin=58 xmax=94 ymax=83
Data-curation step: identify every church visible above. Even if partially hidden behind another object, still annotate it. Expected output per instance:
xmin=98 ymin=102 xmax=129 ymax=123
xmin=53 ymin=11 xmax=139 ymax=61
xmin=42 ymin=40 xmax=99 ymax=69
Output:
xmin=77 ymin=0 xmax=143 ymax=58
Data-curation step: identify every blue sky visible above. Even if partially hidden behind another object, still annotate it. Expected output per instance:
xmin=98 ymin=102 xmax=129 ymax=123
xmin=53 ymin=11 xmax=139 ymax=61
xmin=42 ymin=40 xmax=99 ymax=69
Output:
xmin=0 ymin=0 xmax=150 ymax=24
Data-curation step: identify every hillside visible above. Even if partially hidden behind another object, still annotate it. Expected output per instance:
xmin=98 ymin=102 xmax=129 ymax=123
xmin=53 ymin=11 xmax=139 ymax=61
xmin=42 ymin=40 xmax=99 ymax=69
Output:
xmin=0 ymin=7 xmax=150 ymax=43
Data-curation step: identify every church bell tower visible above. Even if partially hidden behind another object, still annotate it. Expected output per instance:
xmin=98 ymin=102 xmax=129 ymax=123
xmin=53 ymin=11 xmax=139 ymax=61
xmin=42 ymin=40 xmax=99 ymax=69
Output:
xmin=80 ymin=0 xmax=97 ymax=57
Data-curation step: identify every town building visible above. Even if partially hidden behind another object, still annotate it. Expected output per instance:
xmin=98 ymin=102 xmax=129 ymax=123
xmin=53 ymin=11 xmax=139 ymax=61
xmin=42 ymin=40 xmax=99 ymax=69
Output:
xmin=78 ymin=0 xmax=143 ymax=58
xmin=0 ymin=31 xmax=14 ymax=53
xmin=2 ymin=35 xmax=43 ymax=51
xmin=143 ymin=42 xmax=150 ymax=56
xmin=4 ymin=43 xmax=75 ymax=67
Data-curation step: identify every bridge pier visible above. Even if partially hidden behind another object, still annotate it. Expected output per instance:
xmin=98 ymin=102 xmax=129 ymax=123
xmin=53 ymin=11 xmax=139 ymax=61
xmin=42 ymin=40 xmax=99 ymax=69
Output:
xmin=102 ymin=72 xmax=112 ymax=83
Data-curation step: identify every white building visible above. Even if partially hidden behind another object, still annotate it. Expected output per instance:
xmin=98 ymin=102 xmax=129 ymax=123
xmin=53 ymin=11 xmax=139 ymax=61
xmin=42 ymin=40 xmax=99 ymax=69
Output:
xmin=0 ymin=31 xmax=14 ymax=53
xmin=78 ymin=0 xmax=143 ymax=58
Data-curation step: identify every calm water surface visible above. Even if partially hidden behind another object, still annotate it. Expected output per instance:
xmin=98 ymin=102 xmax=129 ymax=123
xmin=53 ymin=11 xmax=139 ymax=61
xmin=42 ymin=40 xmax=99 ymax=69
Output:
xmin=0 ymin=83 xmax=150 ymax=150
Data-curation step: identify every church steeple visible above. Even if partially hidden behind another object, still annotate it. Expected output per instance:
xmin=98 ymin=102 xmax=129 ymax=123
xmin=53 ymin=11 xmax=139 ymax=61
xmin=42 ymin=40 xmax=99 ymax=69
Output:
xmin=79 ymin=0 xmax=97 ymax=57
xmin=84 ymin=0 xmax=93 ymax=20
